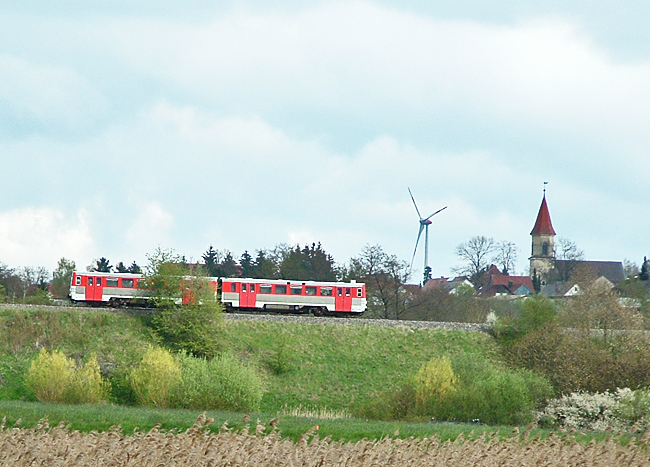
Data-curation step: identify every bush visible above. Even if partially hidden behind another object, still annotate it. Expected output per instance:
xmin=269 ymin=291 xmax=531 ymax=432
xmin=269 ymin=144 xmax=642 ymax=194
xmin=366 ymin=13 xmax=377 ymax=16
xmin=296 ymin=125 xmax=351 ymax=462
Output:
xmin=354 ymin=352 xmax=553 ymax=425
xmin=129 ymin=346 xmax=181 ymax=408
xmin=174 ymin=353 xmax=263 ymax=412
xmin=25 ymin=349 xmax=110 ymax=404
xmin=68 ymin=355 xmax=111 ymax=404
xmin=537 ymin=389 xmax=629 ymax=431
xmin=25 ymin=349 xmax=74 ymax=403
xmin=412 ymin=356 xmax=457 ymax=413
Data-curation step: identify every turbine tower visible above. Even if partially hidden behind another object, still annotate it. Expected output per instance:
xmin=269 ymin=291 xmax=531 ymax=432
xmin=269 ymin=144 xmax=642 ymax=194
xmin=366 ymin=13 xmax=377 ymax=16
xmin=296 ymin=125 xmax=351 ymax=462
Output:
xmin=408 ymin=188 xmax=447 ymax=284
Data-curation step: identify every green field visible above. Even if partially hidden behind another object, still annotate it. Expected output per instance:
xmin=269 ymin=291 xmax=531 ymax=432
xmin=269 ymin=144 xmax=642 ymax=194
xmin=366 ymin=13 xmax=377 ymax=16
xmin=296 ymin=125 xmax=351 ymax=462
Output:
xmin=0 ymin=306 xmax=544 ymax=437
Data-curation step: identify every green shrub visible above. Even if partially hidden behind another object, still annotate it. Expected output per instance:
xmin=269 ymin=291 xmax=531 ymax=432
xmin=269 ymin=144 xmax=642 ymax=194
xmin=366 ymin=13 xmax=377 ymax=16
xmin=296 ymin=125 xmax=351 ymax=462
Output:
xmin=354 ymin=352 xmax=553 ymax=425
xmin=25 ymin=349 xmax=110 ymax=404
xmin=25 ymin=349 xmax=74 ymax=403
xmin=129 ymin=346 xmax=181 ymax=408
xmin=413 ymin=356 xmax=457 ymax=414
xmin=174 ymin=352 xmax=262 ymax=412
xmin=266 ymin=333 xmax=293 ymax=375
xmin=68 ymin=355 xmax=111 ymax=404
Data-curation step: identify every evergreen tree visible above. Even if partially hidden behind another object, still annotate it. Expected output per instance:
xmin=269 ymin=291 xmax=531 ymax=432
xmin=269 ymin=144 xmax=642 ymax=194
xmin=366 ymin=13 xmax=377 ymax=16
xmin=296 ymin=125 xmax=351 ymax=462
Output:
xmin=240 ymin=251 xmax=253 ymax=278
xmin=641 ymin=256 xmax=650 ymax=281
xmin=251 ymin=250 xmax=278 ymax=279
xmin=217 ymin=252 xmax=240 ymax=278
xmin=202 ymin=245 xmax=220 ymax=277
xmin=93 ymin=257 xmax=112 ymax=273
xmin=115 ymin=262 xmax=128 ymax=273
xmin=50 ymin=257 xmax=76 ymax=299
xmin=279 ymin=243 xmax=337 ymax=281
xmin=127 ymin=261 xmax=142 ymax=274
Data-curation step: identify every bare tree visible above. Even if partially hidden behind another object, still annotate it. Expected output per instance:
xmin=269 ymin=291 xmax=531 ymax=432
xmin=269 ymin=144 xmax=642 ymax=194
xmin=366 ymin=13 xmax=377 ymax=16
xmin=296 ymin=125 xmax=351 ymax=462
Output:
xmin=492 ymin=241 xmax=518 ymax=275
xmin=555 ymin=237 xmax=585 ymax=282
xmin=345 ymin=244 xmax=410 ymax=319
xmin=453 ymin=236 xmax=495 ymax=282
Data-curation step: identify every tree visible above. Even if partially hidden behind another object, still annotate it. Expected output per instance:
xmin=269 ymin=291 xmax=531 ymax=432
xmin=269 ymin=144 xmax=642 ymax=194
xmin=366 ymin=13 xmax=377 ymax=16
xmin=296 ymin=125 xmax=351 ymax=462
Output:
xmin=345 ymin=244 xmax=410 ymax=319
xmin=554 ymin=237 xmax=585 ymax=282
xmin=492 ymin=241 xmax=518 ymax=275
xmin=202 ymin=245 xmax=221 ymax=277
xmin=640 ymin=256 xmax=649 ymax=281
xmin=116 ymin=261 xmax=142 ymax=274
xmin=143 ymin=247 xmax=223 ymax=359
xmin=453 ymin=236 xmax=495 ymax=284
xmin=251 ymin=250 xmax=279 ymax=279
xmin=92 ymin=257 xmax=113 ymax=273
xmin=217 ymin=251 xmax=240 ymax=278
xmin=51 ymin=257 xmax=76 ymax=299
xmin=279 ymin=243 xmax=337 ymax=281
xmin=240 ymin=251 xmax=254 ymax=278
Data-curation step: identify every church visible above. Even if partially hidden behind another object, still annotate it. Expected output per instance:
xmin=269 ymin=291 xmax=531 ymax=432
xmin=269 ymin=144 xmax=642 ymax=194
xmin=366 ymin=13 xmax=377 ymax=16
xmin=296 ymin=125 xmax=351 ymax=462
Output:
xmin=529 ymin=193 xmax=626 ymax=296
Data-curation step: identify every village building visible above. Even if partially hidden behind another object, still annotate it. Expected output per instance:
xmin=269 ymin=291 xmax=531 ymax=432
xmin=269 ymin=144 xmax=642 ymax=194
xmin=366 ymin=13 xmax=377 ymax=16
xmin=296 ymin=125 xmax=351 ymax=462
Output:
xmin=528 ymin=194 xmax=626 ymax=297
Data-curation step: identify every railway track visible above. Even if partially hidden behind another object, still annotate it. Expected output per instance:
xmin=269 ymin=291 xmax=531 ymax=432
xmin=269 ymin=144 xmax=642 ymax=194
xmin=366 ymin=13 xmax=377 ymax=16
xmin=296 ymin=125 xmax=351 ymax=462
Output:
xmin=0 ymin=303 xmax=489 ymax=333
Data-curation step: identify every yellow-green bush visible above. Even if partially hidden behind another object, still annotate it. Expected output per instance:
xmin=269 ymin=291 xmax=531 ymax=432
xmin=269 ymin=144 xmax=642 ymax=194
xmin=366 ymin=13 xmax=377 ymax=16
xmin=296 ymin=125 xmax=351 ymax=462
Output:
xmin=413 ymin=356 xmax=457 ymax=412
xmin=25 ymin=349 xmax=110 ymax=404
xmin=129 ymin=346 xmax=181 ymax=408
xmin=26 ymin=349 xmax=74 ymax=403
xmin=68 ymin=355 xmax=111 ymax=404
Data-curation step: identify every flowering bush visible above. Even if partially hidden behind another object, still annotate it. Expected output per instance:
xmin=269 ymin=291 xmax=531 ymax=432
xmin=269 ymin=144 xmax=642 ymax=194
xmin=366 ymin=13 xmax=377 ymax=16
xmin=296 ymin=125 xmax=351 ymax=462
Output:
xmin=535 ymin=388 xmax=650 ymax=432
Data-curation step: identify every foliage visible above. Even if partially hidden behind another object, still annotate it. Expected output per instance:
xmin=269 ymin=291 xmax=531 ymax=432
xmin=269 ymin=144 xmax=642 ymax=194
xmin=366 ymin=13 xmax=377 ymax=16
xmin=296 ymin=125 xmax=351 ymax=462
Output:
xmin=535 ymin=389 xmax=645 ymax=432
xmin=115 ymin=261 xmax=141 ymax=274
xmin=266 ymin=331 xmax=293 ymax=375
xmin=173 ymin=352 xmax=263 ymax=412
xmin=50 ymin=257 xmax=76 ymax=299
xmin=279 ymin=243 xmax=337 ymax=281
xmin=490 ymin=295 xmax=558 ymax=341
xmin=402 ymin=286 xmax=490 ymax=323
xmin=25 ymin=349 xmax=110 ymax=404
xmin=128 ymin=346 xmax=181 ymax=408
xmin=25 ymin=349 xmax=74 ymax=403
xmin=412 ymin=356 xmax=457 ymax=412
xmin=355 ymin=352 xmax=552 ymax=426
xmin=92 ymin=257 xmax=113 ymax=273
xmin=143 ymin=247 xmax=224 ymax=358
xmin=345 ymin=244 xmax=410 ymax=319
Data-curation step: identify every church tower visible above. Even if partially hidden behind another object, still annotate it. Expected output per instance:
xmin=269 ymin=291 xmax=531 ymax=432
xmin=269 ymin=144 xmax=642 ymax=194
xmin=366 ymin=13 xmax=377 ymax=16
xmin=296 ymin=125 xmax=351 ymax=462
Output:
xmin=529 ymin=193 xmax=556 ymax=277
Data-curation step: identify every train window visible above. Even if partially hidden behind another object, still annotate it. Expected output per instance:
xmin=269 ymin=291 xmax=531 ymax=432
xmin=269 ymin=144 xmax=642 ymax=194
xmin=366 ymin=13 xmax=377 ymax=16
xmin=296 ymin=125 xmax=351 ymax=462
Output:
xmin=346 ymin=288 xmax=350 ymax=296
xmin=290 ymin=286 xmax=302 ymax=295
xmin=242 ymin=284 xmax=247 ymax=292
xmin=305 ymin=286 xmax=317 ymax=296
xmin=96 ymin=278 xmax=102 ymax=286
xmin=231 ymin=283 xmax=237 ymax=292
xmin=275 ymin=285 xmax=287 ymax=294
xmin=337 ymin=288 xmax=342 ymax=296
xmin=259 ymin=285 xmax=272 ymax=294
xmin=250 ymin=284 xmax=255 ymax=293
xmin=122 ymin=278 xmax=134 ymax=288
xmin=75 ymin=276 xmax=81 ymax=286
xmin=88 ymin=277 xmax=93 ymax=286
xmin=357 ymin=288 xmax=362 ymax=297
xmin=106 ymin=278 xmax=118 ymax=287
xmin=320 ymin=287 xmax=332 ymax=296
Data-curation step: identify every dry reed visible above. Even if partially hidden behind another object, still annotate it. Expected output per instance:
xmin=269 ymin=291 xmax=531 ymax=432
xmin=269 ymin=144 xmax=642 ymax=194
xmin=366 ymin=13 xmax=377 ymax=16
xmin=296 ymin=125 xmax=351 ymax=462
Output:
xmin=0 ymin=415 xmax=649 ymax=466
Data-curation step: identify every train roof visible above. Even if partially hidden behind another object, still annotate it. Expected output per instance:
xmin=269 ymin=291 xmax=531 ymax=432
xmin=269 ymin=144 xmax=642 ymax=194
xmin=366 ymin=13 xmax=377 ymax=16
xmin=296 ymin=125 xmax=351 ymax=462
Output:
xmin=221 ymin=277 xmax=363 ymax=286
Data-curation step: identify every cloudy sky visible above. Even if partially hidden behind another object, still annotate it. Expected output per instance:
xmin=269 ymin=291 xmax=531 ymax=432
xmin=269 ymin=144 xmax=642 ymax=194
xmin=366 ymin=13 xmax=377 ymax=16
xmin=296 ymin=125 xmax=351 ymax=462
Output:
xmin=1 ymin=0 xmax=649 ymax=280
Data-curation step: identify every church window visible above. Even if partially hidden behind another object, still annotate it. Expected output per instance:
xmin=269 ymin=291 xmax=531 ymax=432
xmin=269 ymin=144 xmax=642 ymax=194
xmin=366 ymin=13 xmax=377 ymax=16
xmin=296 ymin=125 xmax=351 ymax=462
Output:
xmin=542 ymin=242 xmax=549 ymax=255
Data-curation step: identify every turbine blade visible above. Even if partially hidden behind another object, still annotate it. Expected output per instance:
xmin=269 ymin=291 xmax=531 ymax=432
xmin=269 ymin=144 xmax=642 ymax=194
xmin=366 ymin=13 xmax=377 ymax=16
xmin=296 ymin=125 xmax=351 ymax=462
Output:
xmin=408 ymin=187 xmax=423 ymax=219
xmin=424 ymin=206 xmax=448 ymax=221
xmin=410 ymin=224 xmax=425 ymax=268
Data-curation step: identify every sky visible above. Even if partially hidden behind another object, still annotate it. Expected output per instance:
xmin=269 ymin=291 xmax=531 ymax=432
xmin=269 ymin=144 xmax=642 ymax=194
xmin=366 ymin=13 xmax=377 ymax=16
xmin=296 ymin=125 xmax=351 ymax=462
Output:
xmin=1 ymin=0 xmax=649 ymax=281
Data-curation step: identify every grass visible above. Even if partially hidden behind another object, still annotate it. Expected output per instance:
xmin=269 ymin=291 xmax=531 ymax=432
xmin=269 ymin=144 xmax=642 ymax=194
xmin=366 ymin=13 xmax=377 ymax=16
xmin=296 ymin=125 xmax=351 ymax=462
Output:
xmin=222 ymin=320 xmax=498 ymax=413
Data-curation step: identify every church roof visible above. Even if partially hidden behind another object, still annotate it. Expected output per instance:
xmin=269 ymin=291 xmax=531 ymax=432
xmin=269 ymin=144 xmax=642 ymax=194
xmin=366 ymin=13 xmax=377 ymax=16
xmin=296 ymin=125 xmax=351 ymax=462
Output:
xmin=530 ymin=196 xmax=556 ymax=235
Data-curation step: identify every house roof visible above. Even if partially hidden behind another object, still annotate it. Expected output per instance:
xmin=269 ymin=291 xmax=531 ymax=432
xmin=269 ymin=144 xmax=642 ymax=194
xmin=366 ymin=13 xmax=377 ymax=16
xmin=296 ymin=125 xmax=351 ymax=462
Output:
xmin=478 ymin=265 xmax=535 ymax=297
xmin=530 ymin=196 xmax=556 ymax=235
xmin=554 ymin=260 xmax=626 ymax=284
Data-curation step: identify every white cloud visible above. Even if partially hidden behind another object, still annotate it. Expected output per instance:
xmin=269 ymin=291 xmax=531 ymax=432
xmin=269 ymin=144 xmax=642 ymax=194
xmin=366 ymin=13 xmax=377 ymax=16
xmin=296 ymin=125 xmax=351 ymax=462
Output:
xmin=0 ymin=207 xmax=93 ymax=270
xmin=124 ymin=201 xmax=175 ymax=255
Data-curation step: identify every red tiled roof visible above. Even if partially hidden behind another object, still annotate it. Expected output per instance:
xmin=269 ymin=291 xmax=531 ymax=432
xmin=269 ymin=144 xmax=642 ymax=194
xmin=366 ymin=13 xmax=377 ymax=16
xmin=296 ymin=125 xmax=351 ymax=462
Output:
xmin=489 ymin=274 xmax=535 ymax=292
xmin=530 ymin=196 xmax=556 ymax=235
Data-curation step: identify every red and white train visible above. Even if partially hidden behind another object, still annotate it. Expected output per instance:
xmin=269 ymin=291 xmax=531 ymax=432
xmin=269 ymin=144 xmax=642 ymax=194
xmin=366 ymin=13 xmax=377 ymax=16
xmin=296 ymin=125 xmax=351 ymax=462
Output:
xmin=69 ymin=271 xmax=367 ymax=316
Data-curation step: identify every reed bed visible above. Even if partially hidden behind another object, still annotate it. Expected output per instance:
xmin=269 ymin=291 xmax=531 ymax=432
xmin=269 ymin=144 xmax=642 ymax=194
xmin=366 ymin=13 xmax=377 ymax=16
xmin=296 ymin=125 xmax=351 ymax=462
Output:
xmin=1 ymin=415 xmax=649 ymax=466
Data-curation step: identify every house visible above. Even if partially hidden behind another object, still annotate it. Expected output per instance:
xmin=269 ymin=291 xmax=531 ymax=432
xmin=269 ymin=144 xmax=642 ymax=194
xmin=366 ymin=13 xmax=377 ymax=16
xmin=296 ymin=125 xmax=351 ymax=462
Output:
xmin=478 ymin=265 xmax=534 ymax=297
xmin=422 ymin=276 xmax=474 ymax=294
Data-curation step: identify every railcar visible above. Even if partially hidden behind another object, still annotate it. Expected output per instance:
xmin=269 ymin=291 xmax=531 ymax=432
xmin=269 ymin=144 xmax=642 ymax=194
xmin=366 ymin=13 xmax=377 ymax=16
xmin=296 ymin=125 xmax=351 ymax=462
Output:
xmin=221 ymin=277 xmax=366 ymax=316
xmin=69 ymin=271 xmax=366 ymax=315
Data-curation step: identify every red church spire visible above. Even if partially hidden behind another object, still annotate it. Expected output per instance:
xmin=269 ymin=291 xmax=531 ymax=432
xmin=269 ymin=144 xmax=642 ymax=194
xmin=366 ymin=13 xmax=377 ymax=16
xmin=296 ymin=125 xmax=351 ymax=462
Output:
xmin=530 ymin=195 xmax=556 ymax=235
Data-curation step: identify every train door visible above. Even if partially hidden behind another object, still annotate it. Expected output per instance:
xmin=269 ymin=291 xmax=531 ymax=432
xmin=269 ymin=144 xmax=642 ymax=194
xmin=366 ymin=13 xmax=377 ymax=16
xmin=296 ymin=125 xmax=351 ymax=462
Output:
xmin=84 ymin=276 xmax=104 ymax=301
xmin=335 ymin=286 xmax=352 ymax=312
xmin=239 ymin=282 xmax=257 ymax=308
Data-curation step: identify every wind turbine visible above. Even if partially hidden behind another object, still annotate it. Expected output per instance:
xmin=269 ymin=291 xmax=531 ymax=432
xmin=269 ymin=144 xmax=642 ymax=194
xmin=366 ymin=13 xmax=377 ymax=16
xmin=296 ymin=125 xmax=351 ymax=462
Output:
xmin=408 ymin=188 xmax=447 ymax=284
